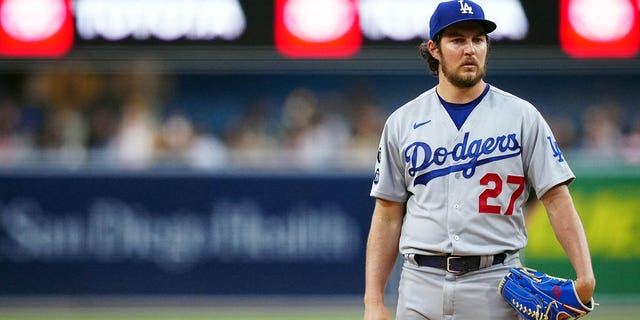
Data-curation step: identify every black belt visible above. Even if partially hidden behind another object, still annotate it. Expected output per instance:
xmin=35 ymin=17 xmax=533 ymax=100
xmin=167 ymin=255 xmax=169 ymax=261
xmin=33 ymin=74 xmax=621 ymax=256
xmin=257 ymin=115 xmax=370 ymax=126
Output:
xmin=413 ymin=253 xmax=506 ymax=274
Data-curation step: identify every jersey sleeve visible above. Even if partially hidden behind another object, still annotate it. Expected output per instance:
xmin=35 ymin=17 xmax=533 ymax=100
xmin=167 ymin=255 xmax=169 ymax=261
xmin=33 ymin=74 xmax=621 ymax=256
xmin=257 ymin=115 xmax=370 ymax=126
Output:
xmin=522 ymin=110 xmax=575 ymax=199
xmin=370 ymin=118 xmax=409 ymax=202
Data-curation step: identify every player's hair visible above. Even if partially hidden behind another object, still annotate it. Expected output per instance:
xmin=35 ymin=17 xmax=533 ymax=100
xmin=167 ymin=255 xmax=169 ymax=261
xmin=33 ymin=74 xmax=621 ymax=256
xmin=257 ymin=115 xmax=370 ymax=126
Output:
xmin=419 ymin=33 xmax=442 ymax=76
xmin=419 ymin=33 xmax=491 ymax=76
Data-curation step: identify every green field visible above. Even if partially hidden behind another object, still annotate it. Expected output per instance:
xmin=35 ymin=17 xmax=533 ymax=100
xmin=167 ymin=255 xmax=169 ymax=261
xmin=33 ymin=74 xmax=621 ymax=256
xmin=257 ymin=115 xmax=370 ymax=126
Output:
xmin=0 ymin=302 xmax=638 ymax=320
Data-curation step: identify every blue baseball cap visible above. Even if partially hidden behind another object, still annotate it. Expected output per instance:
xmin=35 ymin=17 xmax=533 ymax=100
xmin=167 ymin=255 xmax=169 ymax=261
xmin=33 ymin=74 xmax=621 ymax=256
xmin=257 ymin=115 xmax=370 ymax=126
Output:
xmin=429 ymin=0 xmax=497 ymax=39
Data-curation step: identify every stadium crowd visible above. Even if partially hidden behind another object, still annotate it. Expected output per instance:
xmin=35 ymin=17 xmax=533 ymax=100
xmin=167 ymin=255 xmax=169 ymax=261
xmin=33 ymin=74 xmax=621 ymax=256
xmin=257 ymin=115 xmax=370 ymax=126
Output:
xmin=0 ymin=63 xmax=639 ymax=171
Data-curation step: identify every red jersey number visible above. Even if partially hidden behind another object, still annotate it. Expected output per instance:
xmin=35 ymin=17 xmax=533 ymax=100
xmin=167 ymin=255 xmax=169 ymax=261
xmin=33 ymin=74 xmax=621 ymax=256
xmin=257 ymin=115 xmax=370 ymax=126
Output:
xmin=479 ymin=173 xmax=525 ymax=215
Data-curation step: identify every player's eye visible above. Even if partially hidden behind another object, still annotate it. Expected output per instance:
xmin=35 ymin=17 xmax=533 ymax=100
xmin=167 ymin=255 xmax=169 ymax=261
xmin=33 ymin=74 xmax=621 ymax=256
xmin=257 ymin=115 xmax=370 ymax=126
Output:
xmin=473 ymin=37 xmax=486 ymax=44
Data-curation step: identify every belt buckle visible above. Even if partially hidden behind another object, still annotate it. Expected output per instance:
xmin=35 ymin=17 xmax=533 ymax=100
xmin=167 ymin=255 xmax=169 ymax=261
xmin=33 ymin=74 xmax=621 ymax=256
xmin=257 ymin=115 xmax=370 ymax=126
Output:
xmin=446 ymin=256 xmax=462 ymax=273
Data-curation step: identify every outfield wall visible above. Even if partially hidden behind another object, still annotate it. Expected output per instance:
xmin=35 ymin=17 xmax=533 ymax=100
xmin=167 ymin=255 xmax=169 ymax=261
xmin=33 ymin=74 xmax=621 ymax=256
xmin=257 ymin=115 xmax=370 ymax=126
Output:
xmin=0 ymin=172 xmax=373 ymax=295
xmin=526 ymin=166 xmax=640 ymax=296
xmin=0 ymin=168 xmax=638 ymax=297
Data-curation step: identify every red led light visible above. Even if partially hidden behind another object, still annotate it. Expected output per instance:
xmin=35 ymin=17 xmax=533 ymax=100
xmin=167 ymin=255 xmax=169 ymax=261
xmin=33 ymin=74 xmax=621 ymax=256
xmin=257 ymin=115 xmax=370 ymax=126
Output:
xmin=0 ymin=0 xmax=74 ymax=57
xmin=560 ymin=0 xmax=639 ymax=59
xmin=275 ymin=0 xmax=362 ymax=59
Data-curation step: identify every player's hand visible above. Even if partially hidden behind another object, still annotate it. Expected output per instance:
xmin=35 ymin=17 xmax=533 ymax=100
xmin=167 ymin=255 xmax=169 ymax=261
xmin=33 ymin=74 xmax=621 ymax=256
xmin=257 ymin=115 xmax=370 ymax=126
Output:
xmin=574 ymin=276 xmax=596 ymax=305
xmin=364 ymin=302 xmax=392 ymax=320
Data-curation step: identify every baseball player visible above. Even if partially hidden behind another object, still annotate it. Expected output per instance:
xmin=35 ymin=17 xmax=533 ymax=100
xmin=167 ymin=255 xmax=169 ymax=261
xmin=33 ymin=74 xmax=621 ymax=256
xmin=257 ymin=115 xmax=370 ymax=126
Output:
xmin=363 ymin=1 xmax=595 ymax=319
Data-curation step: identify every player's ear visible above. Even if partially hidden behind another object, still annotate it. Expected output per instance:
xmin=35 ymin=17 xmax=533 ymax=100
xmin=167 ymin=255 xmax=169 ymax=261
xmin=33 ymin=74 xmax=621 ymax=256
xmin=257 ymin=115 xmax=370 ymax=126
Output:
xmin=427 ymin=40 xmax=441 ymax=61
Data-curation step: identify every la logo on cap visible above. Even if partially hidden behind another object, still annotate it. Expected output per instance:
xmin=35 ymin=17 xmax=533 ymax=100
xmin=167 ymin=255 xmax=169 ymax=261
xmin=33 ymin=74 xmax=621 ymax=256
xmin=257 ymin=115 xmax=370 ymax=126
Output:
xmin=458 ymin=0 xmax=474 ymax=14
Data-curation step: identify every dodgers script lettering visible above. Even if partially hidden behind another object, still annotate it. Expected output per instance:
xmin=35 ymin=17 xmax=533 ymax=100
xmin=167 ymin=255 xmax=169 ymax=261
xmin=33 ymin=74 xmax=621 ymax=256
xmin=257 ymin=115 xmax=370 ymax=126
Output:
xmin=405 ymin=132 xmax=522 ymax=186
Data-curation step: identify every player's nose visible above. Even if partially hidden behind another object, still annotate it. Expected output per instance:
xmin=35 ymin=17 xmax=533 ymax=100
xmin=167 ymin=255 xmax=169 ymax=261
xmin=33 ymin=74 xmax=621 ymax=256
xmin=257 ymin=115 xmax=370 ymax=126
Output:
xmin=463 ymin=41 xmax=476 ymax=55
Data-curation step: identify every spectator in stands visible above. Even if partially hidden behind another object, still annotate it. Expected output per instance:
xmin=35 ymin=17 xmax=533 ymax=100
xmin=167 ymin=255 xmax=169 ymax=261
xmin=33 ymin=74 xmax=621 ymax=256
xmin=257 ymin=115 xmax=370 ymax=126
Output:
xmin=0 ymin=97 xmax=32 ymax=166
xmin=347 ymin=102 xmax=385 ymax=168
xmin=280 ymin=87 xmax=351 ymax=168
xmin=111 ymin=94 xmax=158 ymax=169
xmin=623 ymin=114 xmax=640 ymax=164
xmin=158 ymin=111 xmax=228 ymax=169
xmin=581 ymin=101 xmax=624 ymax=152
xmin=224 ymin=100 xmax=278 ymax=167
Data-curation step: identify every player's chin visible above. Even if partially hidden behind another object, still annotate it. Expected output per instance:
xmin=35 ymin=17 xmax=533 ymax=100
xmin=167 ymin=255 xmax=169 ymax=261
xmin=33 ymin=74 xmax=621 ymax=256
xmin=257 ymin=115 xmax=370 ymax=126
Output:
xmin=451 ymin=74 xmax=482 ymax=88
xmin=461 ymin=68 xmax=485 ymax=81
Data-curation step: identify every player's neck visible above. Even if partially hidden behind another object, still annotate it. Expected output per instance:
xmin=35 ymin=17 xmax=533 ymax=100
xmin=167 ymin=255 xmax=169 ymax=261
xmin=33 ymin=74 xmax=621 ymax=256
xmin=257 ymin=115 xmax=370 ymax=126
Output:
xmin=436 ymin=80 xmax=487 ymax=104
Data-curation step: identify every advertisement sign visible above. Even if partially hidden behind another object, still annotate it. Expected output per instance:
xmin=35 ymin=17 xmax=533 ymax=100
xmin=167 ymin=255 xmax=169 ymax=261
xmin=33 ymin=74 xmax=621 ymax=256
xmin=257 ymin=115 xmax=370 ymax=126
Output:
xmin=0 ymin=173 xmax=373 ymax=295
xmin=1 ymin=170 xmax=638 ymax=296
xmin=74 ymin=0 xmax=247 ymax=42
xmin=4 ymin=0 xmax=640 ymax=60
xmin=0 ymin=0 xmax=538 ymax=59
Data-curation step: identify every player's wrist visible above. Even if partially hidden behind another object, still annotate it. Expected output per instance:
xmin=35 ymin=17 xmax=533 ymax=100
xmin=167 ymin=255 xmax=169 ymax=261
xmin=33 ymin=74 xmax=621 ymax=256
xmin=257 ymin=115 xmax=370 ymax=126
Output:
xmin=363 ymin=293 xmax=385 ymax=306
xmin=575 ymin=276 xmax=596 ymax=304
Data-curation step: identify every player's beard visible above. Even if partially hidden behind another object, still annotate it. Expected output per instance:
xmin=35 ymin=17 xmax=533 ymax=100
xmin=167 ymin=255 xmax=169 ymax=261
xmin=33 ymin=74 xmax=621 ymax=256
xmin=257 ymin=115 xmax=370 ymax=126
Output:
xmin=440 ymin=56 xmax=486 ymax=88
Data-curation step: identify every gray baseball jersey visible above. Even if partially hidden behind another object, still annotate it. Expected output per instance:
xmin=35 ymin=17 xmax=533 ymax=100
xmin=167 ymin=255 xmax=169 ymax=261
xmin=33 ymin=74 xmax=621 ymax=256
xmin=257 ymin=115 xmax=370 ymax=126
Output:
xmin=370 ymin=85 xmax=574 ymax=256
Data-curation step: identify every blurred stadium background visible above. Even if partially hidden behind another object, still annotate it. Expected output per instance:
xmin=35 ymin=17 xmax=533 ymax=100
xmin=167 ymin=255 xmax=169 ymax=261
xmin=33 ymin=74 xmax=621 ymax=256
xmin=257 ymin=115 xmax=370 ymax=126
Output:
xmin=1 ymin=0 xmax=639 ymax=319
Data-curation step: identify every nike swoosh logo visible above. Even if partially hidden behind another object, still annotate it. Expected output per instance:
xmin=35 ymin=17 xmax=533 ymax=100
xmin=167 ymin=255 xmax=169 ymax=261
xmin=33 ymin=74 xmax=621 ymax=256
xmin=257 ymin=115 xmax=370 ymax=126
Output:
xmin=413 ymin=120 xmax=432 ymax=129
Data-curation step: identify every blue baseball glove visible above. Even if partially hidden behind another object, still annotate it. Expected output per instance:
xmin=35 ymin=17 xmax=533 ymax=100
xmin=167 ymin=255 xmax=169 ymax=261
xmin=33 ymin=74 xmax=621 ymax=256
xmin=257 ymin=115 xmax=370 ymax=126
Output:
xmin=498 ymin=266 xmax=594 ymax=320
